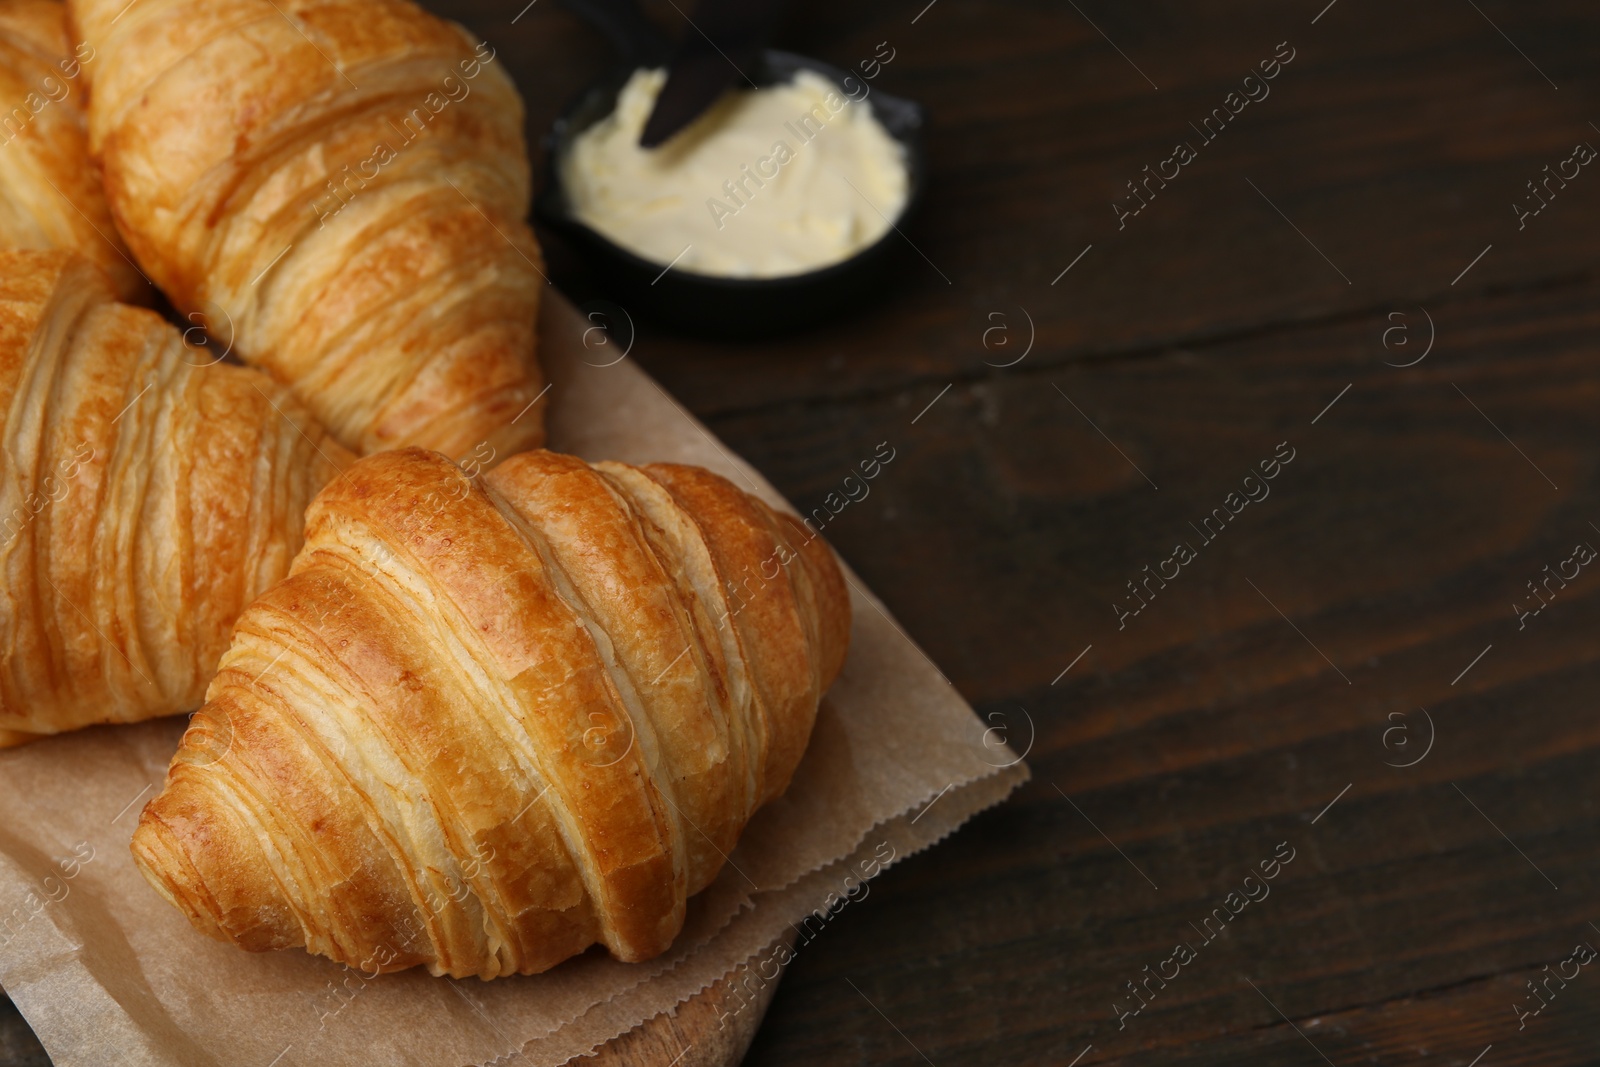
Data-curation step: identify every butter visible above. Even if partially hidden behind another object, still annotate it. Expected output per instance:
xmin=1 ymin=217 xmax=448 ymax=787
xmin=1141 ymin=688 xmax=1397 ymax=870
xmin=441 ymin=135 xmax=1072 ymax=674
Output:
xmin=561 ymin=68 xmax=909 ymax=278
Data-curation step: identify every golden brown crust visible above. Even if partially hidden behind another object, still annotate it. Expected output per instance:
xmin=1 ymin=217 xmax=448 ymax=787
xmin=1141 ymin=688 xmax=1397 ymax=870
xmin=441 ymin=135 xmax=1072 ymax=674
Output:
xmin=0 ymin=248 xmax=350 ymax=736
xmin=66 ymin=0 xmax=547 ymax=459
xmin=132 ymin=447 xmax=851 ymax=978
xmin=0 ymin=0 xmax=144 ymax=299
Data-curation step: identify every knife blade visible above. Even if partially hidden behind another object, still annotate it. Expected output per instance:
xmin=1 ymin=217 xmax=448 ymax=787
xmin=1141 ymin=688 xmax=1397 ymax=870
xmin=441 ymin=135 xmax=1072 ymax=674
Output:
xmin=639 ymin=0 xmax=788 ymax=149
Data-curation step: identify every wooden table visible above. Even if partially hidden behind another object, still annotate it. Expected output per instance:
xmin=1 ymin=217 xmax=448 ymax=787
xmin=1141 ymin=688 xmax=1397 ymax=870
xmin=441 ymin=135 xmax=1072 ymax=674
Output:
xmin=7 ymin=0 xmax=1600 ymax=1063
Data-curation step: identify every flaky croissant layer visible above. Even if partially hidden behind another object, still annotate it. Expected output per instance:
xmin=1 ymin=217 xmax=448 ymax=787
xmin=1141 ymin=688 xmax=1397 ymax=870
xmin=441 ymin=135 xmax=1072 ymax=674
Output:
xmin=132 ymin=448 xmax=851 ymax=978
xmin=0 ymin=0 xmax=144 ymax=299
xmin=67 ymin=0 xmax=548 ymax=459
xmin=0 ymin=249 xmax=349 ymax=743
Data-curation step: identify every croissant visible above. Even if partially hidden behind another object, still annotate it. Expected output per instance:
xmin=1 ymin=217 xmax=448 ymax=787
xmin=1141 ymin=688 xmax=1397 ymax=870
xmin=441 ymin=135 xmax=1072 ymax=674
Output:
xmin=0 ymin=249 xmax=350 ymax=746
xmin=130 ymin=447 xmax=851 ymax=978
xmin=0 ymin=0 xmax=143 ymax=299
xmin=66 ymin=0 xmax=548 ymax=459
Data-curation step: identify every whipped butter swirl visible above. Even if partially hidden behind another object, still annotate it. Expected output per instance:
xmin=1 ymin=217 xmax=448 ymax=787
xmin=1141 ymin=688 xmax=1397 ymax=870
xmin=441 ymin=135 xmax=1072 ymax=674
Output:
xmin=562 ymin=68 xmax=909 ymax=278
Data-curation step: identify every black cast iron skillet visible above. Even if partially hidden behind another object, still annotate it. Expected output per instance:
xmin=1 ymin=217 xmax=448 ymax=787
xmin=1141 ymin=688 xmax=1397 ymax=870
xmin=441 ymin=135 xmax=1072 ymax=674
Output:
xmin=536 ymin=0 xmax=927 ymax=337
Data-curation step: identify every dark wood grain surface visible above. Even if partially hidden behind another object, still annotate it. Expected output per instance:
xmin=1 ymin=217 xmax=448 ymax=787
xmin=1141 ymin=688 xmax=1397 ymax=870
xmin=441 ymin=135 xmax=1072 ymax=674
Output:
xmin=7 ymin=0 xmax=1600 ymax=1064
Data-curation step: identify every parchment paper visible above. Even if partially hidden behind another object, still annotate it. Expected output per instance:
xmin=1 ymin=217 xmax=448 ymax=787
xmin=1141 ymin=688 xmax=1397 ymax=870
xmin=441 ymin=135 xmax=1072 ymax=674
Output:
xmin=0 ymin=294 xmax=1030 ymax=1067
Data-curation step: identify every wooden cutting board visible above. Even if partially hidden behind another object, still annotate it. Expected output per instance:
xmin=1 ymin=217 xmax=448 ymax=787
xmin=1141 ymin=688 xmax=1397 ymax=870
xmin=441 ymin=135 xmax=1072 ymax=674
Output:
xmin=574 ymin=935 xmax=791 ymax=1067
